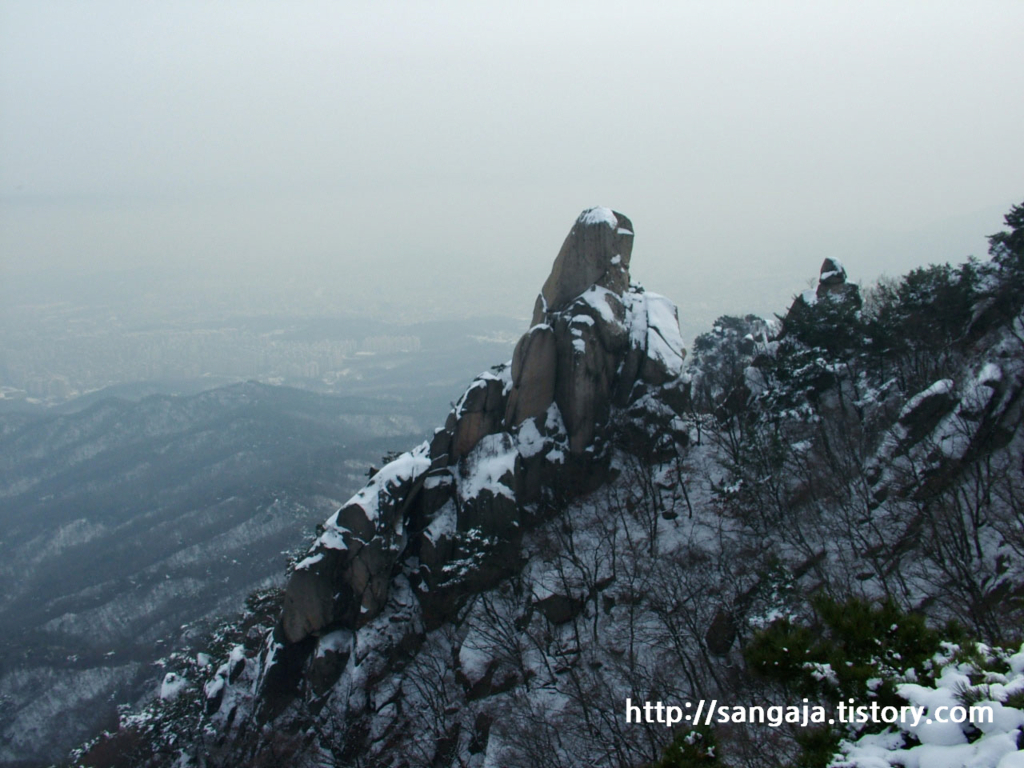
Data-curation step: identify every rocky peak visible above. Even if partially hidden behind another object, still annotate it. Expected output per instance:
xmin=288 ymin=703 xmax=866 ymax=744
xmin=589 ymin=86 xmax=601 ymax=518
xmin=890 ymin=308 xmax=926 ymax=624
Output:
xmin=816 ymin=256 xmax=854 ymax=300
xmin=267 ymin=207 xmax=685 ymax=718
xmin=819 ymin=256 xmax=846 ymax=284
xmin=532 ymin=206 xmax=634 ymax=324
xmin=784 ymin=257 xmax=862 ymax=328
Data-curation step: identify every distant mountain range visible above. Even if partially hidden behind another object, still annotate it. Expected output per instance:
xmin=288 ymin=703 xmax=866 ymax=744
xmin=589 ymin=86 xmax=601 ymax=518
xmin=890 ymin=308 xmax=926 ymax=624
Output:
xmin=0 ymin=381 xmax=447 ymax=766
xmin=7 ymin=201 xmax=1024 ymax=768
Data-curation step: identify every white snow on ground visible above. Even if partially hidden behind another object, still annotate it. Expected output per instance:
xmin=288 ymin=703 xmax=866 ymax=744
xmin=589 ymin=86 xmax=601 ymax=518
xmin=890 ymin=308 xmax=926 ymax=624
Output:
xmin=423 ymin=500 xmax=457 ymax=544
xmin=544 ymin=401 xmax=566 ymax=433
xmin=580 ymin=285 xmax=621 ymax=325
xmin=622 ymin=287 xmax=649 ymax=349
xmin=458 ymin=631 xmax=493 ymax=684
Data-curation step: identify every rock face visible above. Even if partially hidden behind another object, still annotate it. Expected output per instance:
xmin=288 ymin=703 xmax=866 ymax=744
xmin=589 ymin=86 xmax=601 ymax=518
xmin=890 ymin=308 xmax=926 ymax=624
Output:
xmin=269 ymin=207 xmax=686 ymax=706
xmin=786 ymin=257 xmax=861 ymax=313
xmin=280 ymin=449 xmax=430 ymax=643
xmin=781 ymin=257 xmax=864 ymax=346
xmin=865 ymin=361 xmax=1024 ymax=506
xmin=533 ymin=207 xmax=634 ymax=322
xmin=505 ymin=325 xmax=557 ymax=427
xmin=817 ymin=257 xmax=847 ymax=294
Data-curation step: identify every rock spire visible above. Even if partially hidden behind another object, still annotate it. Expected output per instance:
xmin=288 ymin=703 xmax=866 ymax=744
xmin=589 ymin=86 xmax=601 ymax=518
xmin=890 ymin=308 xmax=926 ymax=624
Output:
xmin=271 ymin=207 xmax=687 ymax=710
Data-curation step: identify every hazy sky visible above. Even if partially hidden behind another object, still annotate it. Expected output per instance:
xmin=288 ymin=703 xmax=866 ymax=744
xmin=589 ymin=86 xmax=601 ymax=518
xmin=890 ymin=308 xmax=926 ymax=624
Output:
xmin=3 ymin=1 xmax=1023 ymax=333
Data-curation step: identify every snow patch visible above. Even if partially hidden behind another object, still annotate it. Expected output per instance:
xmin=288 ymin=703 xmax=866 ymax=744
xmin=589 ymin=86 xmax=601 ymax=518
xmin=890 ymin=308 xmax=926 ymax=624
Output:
xmin=459 ymin=632 xmax=493 ymax=684
xmin=645 ymin=292 xmax=685 ymax=363
xmin=580 ymin=285 xmax=622 ymax=326
xmin=316 ymin=630 xmax=352 ymax=658
xmin=821 ymin=258 xmax=845 ymax=280
xmin=424 ymin=500 xmax=458 ymax=544
xmin=159 ymin=672 xmax=187 ymax=701
xmin=313 ymin=442 xmax=431 ymax=552
xmin=578 ymin=207 xmax=617 ymax=228
xmin=899 ymin=379 xmax=955 ymax=422
xmin=517 ymin=418 xmax=546 ymax=458
xmin=294 ymin=552 xmax=324 ymax=571
xmin=459 ymin=434 xmax=517 ymax=501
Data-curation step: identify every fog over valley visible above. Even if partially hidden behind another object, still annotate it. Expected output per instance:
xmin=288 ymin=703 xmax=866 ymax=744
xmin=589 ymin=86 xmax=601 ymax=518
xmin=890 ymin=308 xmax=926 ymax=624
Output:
xmin=2 ymin=3 xmax=1024 ymax=767
xmin=3 ymin=1 xmax=1023 ymax=357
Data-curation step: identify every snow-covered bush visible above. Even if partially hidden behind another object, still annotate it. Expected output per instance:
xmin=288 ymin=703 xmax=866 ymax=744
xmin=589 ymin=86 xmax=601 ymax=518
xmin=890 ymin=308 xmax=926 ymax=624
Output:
xmin=832 ymin=642 xmax=1024 ymax=768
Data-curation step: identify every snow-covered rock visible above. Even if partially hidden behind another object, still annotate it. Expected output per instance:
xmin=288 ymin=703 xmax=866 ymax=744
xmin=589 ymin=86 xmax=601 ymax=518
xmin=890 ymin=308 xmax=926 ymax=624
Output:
xmin=274 ymin=207 xmax=689 ymax=709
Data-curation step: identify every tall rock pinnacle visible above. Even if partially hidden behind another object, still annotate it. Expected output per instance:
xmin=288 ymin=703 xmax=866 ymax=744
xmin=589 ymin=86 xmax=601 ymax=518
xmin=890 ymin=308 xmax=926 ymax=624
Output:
xmin=533 ymin=206 xmax=634 ymax=322
xmin=272 ymin=208 xmax=686 ymax=705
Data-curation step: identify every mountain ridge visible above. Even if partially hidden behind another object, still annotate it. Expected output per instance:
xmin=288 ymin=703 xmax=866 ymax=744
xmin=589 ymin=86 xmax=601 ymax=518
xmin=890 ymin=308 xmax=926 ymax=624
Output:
xmin=0 ymin=381 xmax=441 ymax=767
xmin=70 ymin=203 xmax=1024 ymax=768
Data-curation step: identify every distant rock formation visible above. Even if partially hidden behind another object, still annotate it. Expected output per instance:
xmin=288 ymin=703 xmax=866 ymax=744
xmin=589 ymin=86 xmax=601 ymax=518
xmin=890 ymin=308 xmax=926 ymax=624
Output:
xmin=793 ymin=257 xmax=860 ymax=306
xmin=273 ymin=207 xmax=687 ymax=703
xmin=816 ymin=257 xmax=848 ymax=298
xmin=865 ymin=360 xmax=1024 ymax=506
xmin=781 ymin=257 xmax=863 ymax=339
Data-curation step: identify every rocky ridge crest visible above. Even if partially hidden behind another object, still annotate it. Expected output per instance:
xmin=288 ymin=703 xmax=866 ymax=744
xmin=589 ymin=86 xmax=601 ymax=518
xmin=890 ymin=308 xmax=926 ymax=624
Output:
xmin=74 ymin=200 xmax=1024 ymax=768
xmin=268 ymin=207 xmax=686 ymax=712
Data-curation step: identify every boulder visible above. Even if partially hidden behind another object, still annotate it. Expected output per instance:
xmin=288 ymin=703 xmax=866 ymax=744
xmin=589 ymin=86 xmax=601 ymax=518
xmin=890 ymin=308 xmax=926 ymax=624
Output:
xmin=534 ymin=592 xmax=585 ymax=625
xmin=428 ymin=427 xmax=452 ymax=469
xmin=281 ymin=556 xmax=344 ymax=644
xmin=456 ymin=433 xmax=521 ymax=543
xmin=815 ymin=257 xmax=860 ymax=302
xmin=819 ymin=257 xmax=846 ymax=285
xmin=639 ymin=292 xmax=686 ymax=386
xmin=308 ymin=631 xmax=353 ymax=697
xmin=451 ymin=375 xmax=507 ymax=461
xmin=279 ymin=447 xmax=430 ymax=644
xmin=506 ymin=324 xmax=558 ymax=427
xmin=553 ymin=309 xmax=616 ymax=454
xmin=897 ymin=379 xmax=956 ymax=445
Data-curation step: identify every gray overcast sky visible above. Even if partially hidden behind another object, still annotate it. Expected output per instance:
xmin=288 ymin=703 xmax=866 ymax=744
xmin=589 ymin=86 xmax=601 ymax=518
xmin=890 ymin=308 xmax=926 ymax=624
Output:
xmin=2 ymin=0 xmax=1023 ymax=333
